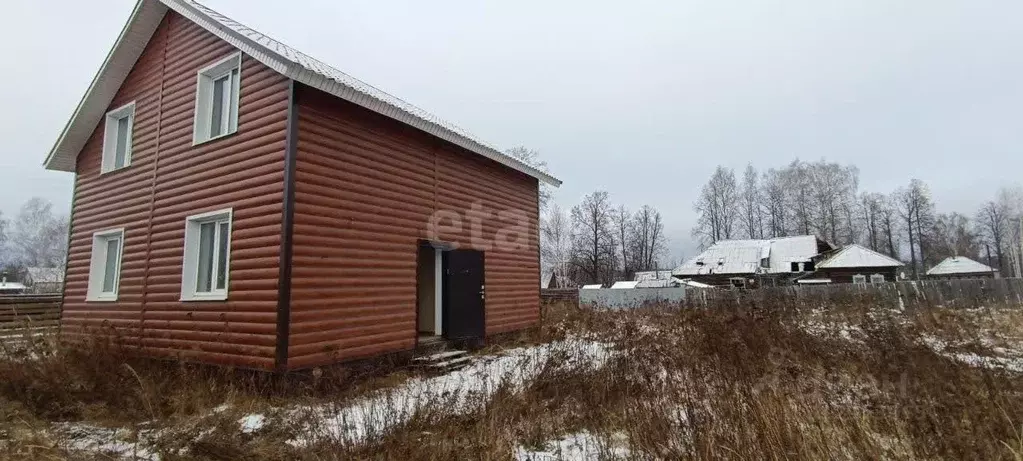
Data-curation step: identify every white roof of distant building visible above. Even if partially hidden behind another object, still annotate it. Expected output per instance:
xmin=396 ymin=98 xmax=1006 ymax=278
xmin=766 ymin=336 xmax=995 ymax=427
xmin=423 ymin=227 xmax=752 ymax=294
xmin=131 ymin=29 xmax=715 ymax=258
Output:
xmin=43 ymin=0 xmax=561 ymax=187
xmin=927 ymin=256 xmax=997 ymax=276
xmin=611 ymin=281 xmax=640 ymax=289
xmin=672 ymin=235 xmax=829 ymax=276
xmin=817 ymin=244 xmax=904 ymax=269
xmin=678 ymin=279 xmax=714 ymax=289
xmin=0 ymin=282 xmax=27 ymax=291
xmin=581 ymin=284 xmax=603 ymax=290
xmin=635 ymin=279 xmax=680 ymax=288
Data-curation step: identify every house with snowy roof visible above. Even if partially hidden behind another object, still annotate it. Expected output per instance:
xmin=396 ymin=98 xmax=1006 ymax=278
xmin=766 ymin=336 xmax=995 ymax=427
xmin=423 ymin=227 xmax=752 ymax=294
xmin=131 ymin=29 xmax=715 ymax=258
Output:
xmin=671 ymin=235 xmax=833 ymax=288
xmin=926 ymin=256 xmax=998 ymax=279
xmin=798 ymin=244 xmax=904 ymax=285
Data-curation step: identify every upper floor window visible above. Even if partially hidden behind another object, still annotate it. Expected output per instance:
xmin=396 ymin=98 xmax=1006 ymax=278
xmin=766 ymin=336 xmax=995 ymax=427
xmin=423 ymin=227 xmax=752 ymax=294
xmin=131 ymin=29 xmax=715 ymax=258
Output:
xmin=181 ymin=208 xmax=233 ymax=301
xmin=193 ymin=53 xmax=241 ymax=144
xmin=101 ymin=102 xmax=135 ymax=173
xmin=86 ymin=228 xmax=124 ymax=301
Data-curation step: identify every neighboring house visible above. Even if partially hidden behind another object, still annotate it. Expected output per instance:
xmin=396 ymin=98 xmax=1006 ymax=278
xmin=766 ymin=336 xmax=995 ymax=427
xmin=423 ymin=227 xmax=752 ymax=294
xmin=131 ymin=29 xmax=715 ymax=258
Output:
xmin=44 ymin=0 xmax=560 ymax=371
xmin=803 ymin=244 xmax=904 ymax=284
xmin=541 ymin=270 xmax=577 ymax=289
xmin=25 ymin=267 xmax=65 ymax=294
xmin=671 ymin=236 xmax=833 ymax=287
xmin=926 ymin=256 xmax=999 ymax=279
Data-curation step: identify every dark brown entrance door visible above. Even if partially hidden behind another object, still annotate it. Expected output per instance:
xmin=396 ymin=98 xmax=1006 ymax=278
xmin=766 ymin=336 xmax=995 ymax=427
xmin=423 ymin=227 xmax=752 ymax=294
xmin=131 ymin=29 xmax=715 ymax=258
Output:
xmin=442 ymin=249 xmax=485 ymax=341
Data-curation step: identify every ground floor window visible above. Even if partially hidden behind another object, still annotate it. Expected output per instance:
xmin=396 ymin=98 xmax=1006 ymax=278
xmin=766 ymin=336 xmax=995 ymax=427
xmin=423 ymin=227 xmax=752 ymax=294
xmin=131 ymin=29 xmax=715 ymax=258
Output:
xmin=181 ymin=208 xmax=232 ymax=301
xmin=869 ymin=274 xmax=885 ymax=284
xmin=86 ymin=228 xmax=124 ymax=301
xmin=852 ymin=274 xmax=867 ymax=285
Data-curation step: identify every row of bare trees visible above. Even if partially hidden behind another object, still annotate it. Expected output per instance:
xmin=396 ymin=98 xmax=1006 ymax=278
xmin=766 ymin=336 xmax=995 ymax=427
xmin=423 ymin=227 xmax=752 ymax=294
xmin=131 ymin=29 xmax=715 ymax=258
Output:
xmin=0 ymin=198 xmax=70 ymax=280
xmin=693 ymin=159 xmax=1023 ymax=279
xmin=541 ymin=192 xmax=668 ymax=286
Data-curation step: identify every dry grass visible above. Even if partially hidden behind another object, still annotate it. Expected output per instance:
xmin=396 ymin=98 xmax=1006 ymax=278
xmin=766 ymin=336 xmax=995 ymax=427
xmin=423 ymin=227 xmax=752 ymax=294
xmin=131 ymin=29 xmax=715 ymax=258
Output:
xmin=2 ymin=300 xmax=1023 ymax=460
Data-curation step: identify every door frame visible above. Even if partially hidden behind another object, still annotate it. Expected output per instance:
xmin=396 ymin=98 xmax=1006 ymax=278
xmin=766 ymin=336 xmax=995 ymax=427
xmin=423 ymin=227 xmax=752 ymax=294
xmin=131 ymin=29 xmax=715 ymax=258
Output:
xmin=415 ymin=240 xmax=460 ymax=347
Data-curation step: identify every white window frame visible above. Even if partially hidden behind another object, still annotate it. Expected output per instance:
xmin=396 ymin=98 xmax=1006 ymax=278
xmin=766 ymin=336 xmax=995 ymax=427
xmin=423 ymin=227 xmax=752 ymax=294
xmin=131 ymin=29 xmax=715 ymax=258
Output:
xmin=870 ymin=274 xmax=886 ymax=284
xmin=86 ymin=228 xmax=125 ymax=302
xmin=180 ymin=208 xmax=233 ymax=301
xmin=852 ymin=274 xmax=867 ymax=285
xmin=192 ymin=52 xmax=242 ymax=145
xmin=101 ymin=101 xmax=135 ymax=173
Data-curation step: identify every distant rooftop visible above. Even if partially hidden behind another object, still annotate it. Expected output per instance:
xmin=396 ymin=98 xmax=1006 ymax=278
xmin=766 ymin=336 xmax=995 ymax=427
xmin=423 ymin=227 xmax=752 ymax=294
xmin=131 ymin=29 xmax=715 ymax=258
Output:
xmin=926 ymin=256 xmax=997 ymax=276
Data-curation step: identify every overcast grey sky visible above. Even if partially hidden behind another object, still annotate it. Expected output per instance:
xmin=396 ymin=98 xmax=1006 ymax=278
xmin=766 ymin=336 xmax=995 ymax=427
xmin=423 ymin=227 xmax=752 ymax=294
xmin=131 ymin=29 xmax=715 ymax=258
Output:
xmin=4 ymin=0 xmax=1022 ymax=261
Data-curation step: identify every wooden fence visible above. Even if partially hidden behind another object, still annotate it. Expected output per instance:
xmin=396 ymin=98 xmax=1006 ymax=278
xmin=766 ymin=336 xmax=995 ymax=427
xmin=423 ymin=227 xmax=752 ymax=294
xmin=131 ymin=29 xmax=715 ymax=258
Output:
xmin=541 ymin=288 xmax=579 ymax=305
xmin=0 ymin=294 xmax=61 ymax=343
xmin=578 ymin=278 xmax=1023 ymax=310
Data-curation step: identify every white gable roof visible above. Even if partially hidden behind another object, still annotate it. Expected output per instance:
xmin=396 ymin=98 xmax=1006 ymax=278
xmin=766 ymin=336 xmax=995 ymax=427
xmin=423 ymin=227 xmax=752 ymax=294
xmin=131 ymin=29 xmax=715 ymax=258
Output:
xmin=672 ymin=235 xmax=829 ymax=276
xmin=926 ymin=256 xmax=997 ymax=276
xmin=818 ymin=244 xmax=903 ymax=269
xmin=610 ymin=281 xmax=640 ymax=289
xmin=44 ymin=0 xmax=562 ymax=187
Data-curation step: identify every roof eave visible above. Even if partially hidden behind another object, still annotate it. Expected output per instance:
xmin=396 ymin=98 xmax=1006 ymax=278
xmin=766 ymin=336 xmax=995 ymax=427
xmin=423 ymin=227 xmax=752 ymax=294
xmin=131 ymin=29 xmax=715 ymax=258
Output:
xmin=165 ymin=0 xmax=562 ymax=187
xmin=44 ymin=0 xmax=167 ymax=173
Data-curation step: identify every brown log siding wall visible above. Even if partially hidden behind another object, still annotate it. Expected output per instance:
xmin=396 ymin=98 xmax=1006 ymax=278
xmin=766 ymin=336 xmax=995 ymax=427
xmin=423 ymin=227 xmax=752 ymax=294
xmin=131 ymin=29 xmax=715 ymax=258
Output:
xmin=61 ymin=12 xmax=289 ymax=370
xmin=288 ymin=86 xmax=540 ymax=369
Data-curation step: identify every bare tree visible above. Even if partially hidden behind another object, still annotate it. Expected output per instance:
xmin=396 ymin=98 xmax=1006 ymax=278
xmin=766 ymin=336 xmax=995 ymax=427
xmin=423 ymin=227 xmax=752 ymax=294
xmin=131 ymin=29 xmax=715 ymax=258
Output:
xmin=570 ymin=191 xmax=615 ymax=285
xmin=630 ymin=205 xmax=667 ymax=271
xmin=692 ymin=166 xmax=738 ymax=246
xmin=540 ymin=203 xmax=572 ymax=282
xmin=612 ymin=204 xmax=632 ymax=278
xmin=505 ymin=146 xmax=552 ymax=211
xmin=786 ymin=160 xmax=814 ymax=236
xmin=738 ymin=164 xmax=764 ymax=239
xmin=878 ymin=193 xmax=900 ymax=258
xmin=10 ymin=198 xmax=69 ymax=269
xmin=860 ymin=192 xmax=885 ymax=251
xmin=975 ymin=199 xmax=1009 ymax=272
xmin=931 ymin=212 xmax=979 ymax=261
xmin=760 ymin=168 xmax=788 ymax=237
xmin=896 ymin=179 xmax=934 ymax=279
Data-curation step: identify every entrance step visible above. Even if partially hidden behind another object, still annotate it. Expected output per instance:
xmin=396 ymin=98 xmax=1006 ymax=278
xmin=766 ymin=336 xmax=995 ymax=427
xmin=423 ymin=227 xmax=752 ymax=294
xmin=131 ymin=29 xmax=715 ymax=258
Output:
xmin=413 ymin=349 xmax=472 ymax=372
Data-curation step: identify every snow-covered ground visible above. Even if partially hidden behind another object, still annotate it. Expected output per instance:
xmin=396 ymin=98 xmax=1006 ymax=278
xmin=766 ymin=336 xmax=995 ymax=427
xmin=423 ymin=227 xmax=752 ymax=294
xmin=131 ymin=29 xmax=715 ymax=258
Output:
xmin=514 ymin=431 xmax=630 ymax=461
xmin=247 ymin=337 xmax=611 ymax=447
xmin=51 ymin=337 xmax=612 ymax=460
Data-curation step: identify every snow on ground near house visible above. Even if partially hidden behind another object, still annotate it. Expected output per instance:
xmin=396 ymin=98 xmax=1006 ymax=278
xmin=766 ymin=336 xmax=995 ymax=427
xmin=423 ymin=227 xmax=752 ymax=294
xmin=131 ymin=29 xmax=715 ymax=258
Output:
xmin=245 ymin=337 xmax=612 ymax=447
xmin=55 ymin=422 xmax=160 ymax=461
xmin=47 ymin=338 xmax=610 ymax=459
xmin=514 ymin=431 xmax=630 ymax=461
xmin=920 ymin=336 xmax=1023 ymax=373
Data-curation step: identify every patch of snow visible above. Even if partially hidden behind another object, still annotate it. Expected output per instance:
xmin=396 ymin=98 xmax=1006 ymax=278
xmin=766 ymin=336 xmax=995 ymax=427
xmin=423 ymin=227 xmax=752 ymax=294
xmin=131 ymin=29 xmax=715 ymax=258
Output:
xmin=921 ymin=335 xmax=1023 ymax=373
xmin=239 ymin=414 xmax=266 ymax=434
xmin=56 ymin=422 xmax=160 ymax=461
xmin=241 ymin=337 xmax=612 ymax=447
xmin=514 ymin=431 xmax=630 ymax=461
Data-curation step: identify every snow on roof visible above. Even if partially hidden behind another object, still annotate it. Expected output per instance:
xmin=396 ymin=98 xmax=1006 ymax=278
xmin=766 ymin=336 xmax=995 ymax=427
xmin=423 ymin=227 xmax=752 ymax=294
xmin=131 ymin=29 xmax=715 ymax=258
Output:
xmin=44 ymin=0 xmax=561 ymax=187
xmin=0 ymin=282 xmax=27 ymax=291
xmin=926 ymin=256 xmax=997 ymax=276
xmin=610 ymin=281 xmax=640 ymax=289
xmin=817 ymin=244 xmax=904 ymax=269
xmin=581 ymin=284 xmax=603 ymax=290
xmin=672 ymin=235 xmax=828 ymax=276
xmin=678 ymin=279 xmax=714 ymax=289
xmin=635 ymin=279 xmax=681 ymax=288
xmin=26 ymin=267 xmax=64 ymax=284
xmin=632 ymin=271 xmax=674 ymax=281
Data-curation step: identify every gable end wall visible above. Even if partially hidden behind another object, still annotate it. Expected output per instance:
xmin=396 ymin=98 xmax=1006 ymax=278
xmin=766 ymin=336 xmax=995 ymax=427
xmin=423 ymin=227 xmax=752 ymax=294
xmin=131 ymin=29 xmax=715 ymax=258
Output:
xmin=61 ymin=11 xmax=290 ymax=370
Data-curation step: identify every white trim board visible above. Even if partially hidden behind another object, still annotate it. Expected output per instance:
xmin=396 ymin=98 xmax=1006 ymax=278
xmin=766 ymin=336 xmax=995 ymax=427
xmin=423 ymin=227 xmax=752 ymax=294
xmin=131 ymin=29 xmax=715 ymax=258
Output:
xmin=44 ymin=0 xmax=562 ymax=187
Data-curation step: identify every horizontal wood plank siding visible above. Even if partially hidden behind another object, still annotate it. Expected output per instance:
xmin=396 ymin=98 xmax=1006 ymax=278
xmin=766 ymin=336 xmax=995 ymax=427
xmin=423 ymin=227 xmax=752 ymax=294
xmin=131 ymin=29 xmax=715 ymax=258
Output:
xmin=288 ymin=86 xmax=540 ymax=369
xmin=61 ymin=12 xmax=289 ymax=370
